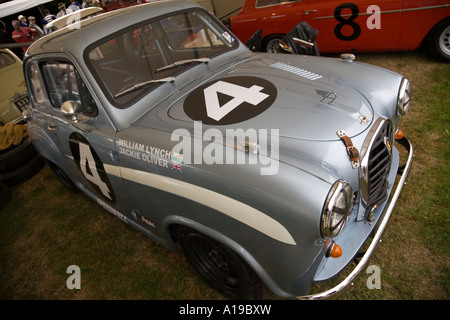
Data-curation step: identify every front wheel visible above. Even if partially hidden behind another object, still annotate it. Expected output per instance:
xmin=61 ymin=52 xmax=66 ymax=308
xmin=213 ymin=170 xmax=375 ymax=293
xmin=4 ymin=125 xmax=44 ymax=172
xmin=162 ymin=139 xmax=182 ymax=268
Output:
xmin=426 ymin=18 xmax=450 ymax=62
xmin=176 ymin=226 xmax=265 ymax=299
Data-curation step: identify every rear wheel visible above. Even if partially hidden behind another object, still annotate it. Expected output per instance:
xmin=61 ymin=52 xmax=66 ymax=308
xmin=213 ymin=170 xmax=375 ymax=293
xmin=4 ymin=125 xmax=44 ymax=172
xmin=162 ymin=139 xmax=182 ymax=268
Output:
xmin=46 ymin=160 xmax=79 ymax=193
xmin=263 ymin=34 xmax=284 ymax=53
xmin=426 ymin=18 xmax=450 ymax=62
xmin=176 ymin=226 xmax=264 ymax=299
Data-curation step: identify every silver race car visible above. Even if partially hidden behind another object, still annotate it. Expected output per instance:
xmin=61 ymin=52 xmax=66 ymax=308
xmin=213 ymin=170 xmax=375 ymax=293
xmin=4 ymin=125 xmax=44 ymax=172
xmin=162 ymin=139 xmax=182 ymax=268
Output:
xmin=23 ymin=0 xmax=413 ymax=299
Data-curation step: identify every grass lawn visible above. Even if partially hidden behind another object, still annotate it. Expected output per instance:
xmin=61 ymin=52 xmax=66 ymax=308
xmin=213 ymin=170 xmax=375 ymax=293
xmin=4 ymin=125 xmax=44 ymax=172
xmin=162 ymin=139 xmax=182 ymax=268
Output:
xmin=0 ymin=48 xmax=448 ymax=300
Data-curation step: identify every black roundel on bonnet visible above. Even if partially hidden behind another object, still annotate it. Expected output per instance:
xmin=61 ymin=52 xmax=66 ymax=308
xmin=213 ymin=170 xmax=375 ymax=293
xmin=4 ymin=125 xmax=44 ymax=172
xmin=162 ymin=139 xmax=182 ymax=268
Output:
xmin=183 ymin=76 xmax=277 ymax=125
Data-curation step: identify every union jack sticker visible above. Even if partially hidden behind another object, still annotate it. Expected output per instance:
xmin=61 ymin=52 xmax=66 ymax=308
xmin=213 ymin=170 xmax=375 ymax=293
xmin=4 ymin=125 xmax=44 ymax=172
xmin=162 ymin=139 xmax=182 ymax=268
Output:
xmin=171 ymin=153 xmax=183 ymax=172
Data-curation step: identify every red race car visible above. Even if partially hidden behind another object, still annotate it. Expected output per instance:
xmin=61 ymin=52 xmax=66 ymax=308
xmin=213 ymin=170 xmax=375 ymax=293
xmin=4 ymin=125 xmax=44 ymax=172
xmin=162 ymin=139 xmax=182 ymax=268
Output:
xmin=230 ymin=0 xmax=450 ymax=61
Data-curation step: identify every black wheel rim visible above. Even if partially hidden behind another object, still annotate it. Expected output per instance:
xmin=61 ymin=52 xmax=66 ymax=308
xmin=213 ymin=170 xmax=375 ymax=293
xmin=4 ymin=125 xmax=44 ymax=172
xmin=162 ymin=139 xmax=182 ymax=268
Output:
xmin=186 ymin=234 xmax=243 ymax=294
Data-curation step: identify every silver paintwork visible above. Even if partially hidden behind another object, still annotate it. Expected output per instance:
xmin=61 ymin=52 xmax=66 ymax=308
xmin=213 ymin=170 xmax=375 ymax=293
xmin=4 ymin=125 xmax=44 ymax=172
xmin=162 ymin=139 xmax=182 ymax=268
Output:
xmin=299 ymin=136 xmax=413 ymax=299
xmin=23 ymin=0 xmax=413 ymax=299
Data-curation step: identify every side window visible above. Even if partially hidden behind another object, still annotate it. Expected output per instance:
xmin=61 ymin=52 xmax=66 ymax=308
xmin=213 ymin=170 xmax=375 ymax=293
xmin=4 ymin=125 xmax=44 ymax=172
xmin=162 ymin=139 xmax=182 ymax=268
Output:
xmin=256 ymin=0 xmax=299 ymax=7
xmin=27 ymin=63 xmax=46 ymax=105
xmin=41 ymin=61 xmax=97 ymax=117
xmin=256 ymin=0 xmax=281 ymax=7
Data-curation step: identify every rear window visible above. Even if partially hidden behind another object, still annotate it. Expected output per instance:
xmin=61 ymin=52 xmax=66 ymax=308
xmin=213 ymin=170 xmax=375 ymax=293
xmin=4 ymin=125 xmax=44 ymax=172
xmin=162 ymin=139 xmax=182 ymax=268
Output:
xmin=0 ymin=51 xmax=15 ymax=69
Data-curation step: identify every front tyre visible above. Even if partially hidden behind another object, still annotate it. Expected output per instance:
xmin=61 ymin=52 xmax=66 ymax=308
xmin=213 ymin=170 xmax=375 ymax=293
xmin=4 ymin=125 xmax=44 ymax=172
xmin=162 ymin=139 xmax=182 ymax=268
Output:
xmin=176 ymin=226 xmax=264 ymax=299
xmin=426 ymin=17 xmax=450 ymax=62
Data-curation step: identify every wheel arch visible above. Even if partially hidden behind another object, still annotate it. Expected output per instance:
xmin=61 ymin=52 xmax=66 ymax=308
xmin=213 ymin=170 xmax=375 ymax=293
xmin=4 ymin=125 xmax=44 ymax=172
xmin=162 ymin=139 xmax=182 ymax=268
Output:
xmin=262 ymin=33 xmax=286 ymax=52
xmin=163 ymin=215 xmax=293 ymax=298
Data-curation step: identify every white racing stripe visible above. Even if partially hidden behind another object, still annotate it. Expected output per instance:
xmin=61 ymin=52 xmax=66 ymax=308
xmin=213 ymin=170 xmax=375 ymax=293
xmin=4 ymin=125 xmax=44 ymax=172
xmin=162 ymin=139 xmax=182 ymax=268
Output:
xmin=104 ymin=164 xmax=296 ymax=245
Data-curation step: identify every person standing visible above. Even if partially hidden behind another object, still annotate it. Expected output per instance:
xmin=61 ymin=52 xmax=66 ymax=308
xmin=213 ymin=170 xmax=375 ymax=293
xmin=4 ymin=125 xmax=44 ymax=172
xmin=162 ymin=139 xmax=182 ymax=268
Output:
xmin=0 ymin=20 xmax=24 ymax=59
xmin=68 ymin=1 xmax=81 ymax=13
xmin=41 ymin=9 xmax=57 ymax=35
xmin=57 ymin=3 xmax=68 ymax=18
xmin=18 ymin=15 xmax=27 ymax=27
xmin=11 ymin=20 xmax=35 ymax=53
xmin=28 ymin=16 xmax=44 ymax=40
xmin=41 ymin=9 xmax=56 ymax=26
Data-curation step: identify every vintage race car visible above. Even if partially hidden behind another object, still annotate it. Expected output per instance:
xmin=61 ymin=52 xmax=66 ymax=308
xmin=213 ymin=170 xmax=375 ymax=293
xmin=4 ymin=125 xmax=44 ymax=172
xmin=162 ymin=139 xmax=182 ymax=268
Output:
xmin=0 ymin=49 xmax=29 ymax=125
xmin=23 ymin=0 xmax=413 ymax=299
xmin=230 ymin=0 xmax=450 ymax=61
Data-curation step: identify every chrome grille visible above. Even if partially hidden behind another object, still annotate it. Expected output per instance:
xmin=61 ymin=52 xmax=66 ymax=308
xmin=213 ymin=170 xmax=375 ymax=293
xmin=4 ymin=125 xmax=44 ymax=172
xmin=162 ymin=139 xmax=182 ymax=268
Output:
xmin=359 ymin=118 xmax=394 ymax=215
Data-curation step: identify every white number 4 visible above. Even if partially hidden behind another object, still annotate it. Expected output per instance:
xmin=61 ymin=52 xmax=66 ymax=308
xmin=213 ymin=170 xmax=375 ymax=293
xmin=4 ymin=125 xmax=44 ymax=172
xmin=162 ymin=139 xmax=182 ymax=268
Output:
xmin=204 ymin=81 xmax=269 ymax=121
xmin=79 ymin=142 xmax=112 ymax=200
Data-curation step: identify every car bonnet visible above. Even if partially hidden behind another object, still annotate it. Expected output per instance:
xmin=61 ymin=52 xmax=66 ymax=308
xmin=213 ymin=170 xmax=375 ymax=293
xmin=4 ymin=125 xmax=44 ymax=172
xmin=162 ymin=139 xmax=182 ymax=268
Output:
xmin=165 ymin=54 xmax=374 ymax=141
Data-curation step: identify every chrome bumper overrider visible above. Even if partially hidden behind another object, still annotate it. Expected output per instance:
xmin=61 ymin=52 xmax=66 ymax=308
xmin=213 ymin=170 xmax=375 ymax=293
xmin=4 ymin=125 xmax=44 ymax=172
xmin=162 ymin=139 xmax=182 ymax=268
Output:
xmin=297 ymin=136 xmax=413 ymax=300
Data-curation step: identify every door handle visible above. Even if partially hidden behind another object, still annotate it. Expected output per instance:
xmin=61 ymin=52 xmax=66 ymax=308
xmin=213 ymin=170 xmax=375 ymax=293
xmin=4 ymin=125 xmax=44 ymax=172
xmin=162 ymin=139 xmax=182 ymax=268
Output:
xmin=305 ymin=9 xmax=318 ymax=15
xmin=47 ymin=124 xmax=57 ymax=131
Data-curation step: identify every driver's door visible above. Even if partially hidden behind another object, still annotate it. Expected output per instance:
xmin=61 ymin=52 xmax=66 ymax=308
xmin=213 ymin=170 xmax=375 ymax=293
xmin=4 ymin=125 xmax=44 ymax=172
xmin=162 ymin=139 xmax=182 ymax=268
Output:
xmin=26 ymin=58 xmax=130 ymax=215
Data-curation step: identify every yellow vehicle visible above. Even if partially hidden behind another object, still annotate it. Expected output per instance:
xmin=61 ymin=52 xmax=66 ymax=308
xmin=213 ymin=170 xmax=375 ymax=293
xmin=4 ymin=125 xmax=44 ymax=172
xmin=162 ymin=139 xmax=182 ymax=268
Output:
xmin=0 ymin=49 xmax=29 ymax=126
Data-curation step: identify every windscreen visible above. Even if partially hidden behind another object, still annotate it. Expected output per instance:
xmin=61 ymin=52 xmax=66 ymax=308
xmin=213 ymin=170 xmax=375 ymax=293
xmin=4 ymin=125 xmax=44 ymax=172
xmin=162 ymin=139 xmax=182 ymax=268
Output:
xmin=87 ymin=9 xmax=237 ymax=107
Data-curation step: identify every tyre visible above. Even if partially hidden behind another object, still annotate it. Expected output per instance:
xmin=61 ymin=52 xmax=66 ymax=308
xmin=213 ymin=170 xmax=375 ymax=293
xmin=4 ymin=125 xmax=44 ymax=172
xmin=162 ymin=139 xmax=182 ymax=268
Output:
xmin=46 ymin=160 xmax=79 ymax=193
xmin=263 ymin=34 xmax=284 ymax=53
xmin=426 ymin=17 xmax=450 ymax=62
xmin=176 ymin=226 xmax=265 ymax=299
xmin=0 ymin=137 xmax=37 ymax=172
xmin=0 ymin=181 xmax=10 ymax=209
xmin=0 ymin=152 xmax=45 ymax=187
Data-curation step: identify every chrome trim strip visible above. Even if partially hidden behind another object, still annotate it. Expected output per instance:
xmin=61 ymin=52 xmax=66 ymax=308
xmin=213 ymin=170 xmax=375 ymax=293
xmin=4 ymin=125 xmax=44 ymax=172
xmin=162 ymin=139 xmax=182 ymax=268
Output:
xmin=297 ymin=136 xmax=413 ymax=300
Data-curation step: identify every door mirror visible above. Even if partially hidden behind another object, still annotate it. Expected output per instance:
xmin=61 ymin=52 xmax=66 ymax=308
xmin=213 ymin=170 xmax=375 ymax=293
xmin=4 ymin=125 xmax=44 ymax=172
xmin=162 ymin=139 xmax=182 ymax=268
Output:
xmin=61 ymin=100 xmax=82 ymax=123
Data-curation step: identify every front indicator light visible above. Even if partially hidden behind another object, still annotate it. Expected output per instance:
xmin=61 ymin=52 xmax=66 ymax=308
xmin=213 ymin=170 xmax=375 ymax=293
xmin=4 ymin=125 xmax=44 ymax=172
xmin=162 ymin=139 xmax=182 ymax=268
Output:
xmin=395 ymin=129 xmax=404 ymax=140
xmin=330 ymin=243 xmax=342 ymax=258
xmin=325 ymin=241 xmax=343 ymax=258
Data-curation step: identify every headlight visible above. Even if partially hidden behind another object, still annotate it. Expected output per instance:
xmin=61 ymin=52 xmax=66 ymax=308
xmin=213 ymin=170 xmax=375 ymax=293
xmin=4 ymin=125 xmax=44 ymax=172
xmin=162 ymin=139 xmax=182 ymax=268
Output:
xmin=321 ymin=180 xmax=353 ymax=239
xmin=397 ymin=78 xmax=411 ymax=117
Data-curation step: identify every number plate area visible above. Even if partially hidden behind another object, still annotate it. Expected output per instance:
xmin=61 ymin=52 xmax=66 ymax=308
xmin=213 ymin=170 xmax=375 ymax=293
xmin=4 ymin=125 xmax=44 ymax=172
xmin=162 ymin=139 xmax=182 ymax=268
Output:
xmin=13 ymin=96 xmax=30 ymax=111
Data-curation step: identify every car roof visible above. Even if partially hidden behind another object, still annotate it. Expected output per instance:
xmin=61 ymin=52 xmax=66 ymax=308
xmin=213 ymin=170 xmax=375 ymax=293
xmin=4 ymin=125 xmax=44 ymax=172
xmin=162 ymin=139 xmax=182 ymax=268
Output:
xmin=43 ymin=7 xmax=103 ymax=31
xmin=26 ymin=0 xmax=202 ymax=58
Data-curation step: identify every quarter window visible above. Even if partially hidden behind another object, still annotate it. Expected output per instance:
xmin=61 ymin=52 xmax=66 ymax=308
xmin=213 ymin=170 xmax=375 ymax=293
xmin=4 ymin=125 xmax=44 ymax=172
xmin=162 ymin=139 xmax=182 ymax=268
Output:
xmin=27 ymin=63 xmax=46 ymax=105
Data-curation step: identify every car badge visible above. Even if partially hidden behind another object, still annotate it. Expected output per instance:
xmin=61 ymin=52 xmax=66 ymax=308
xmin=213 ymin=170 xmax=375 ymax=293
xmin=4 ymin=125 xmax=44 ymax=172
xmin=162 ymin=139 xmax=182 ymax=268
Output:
xmin=384 ymin=137 xmax=392 ymax=154
xmin=316 ymin=90 xmax=337 ymax=105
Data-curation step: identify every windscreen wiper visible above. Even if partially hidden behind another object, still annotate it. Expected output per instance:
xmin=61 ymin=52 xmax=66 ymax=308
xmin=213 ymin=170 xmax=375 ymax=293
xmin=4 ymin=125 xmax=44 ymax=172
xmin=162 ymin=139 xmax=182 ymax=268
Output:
xmin=114 ymin=77 xmax=175 ymax=98
xmin=156 ymin=57 xmax=210 ymax=73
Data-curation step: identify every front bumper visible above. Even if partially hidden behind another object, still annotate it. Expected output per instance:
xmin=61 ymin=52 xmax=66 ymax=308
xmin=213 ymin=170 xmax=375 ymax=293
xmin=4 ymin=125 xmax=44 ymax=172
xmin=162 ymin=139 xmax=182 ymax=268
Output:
xmin=297 ymin=136 xmax=413 ymax=300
